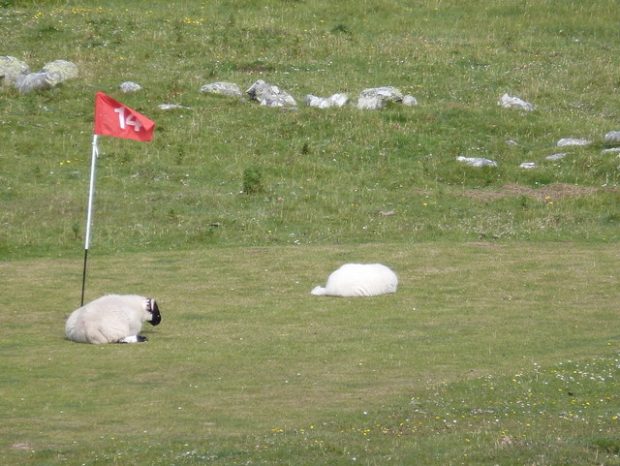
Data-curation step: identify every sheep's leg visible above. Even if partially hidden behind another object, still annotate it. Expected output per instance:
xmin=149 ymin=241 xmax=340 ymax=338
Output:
xmin=117 ymin=335 xmax=148 ymax=344
xmin=87 ymin=325 xmax=112 ymax=344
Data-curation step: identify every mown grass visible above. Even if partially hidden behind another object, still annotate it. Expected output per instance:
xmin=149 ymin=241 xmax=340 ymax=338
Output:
xmin=1 ymin=242 xmax=619 ymax=465
xmin=1 ymin=1 xmax=619 ymax=464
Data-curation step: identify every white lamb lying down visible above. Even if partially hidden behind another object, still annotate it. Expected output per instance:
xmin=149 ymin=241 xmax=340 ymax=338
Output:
xmin=311 ymin=263 xmax=398 ymax=297
xmin=65 ymin=294 xmax=162 ymax=344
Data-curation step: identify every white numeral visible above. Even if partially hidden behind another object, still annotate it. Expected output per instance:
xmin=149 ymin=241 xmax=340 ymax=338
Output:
xmin=114 ymin=107 xmax=143 ymax=132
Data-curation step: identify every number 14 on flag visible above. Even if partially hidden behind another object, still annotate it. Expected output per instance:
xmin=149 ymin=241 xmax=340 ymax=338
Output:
xmin=114 ymin=106 xmax=143 ymax=132
xmin=94 ymin=92 xmax=155 ymax=142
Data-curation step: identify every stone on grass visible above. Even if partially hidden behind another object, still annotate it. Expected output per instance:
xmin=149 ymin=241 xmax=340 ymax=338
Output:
xmin=305 ymin=93 xmax=348 ymax=108
xmin=601 ymin=147 xmax=620 ymax=155
xmin=41 ymin=60 xmax=78 ymax=84
xmin=456 ymin=156 xmax=497 ymax=167
xmin=603 ymin=130 xmax=620 ymax=145
xmin=120 ymin=81 xmax=142 ymax=93
xmin=546 ymin=152 xmax=568 ymax=161
xmin=557 ymin=138 xmax=591 ymax=147
xmin=246 ymin=79 xmax=297 ymax=107
xmin=158 ymin=103 xmax=190 ymax=110
xmin=402 ymin=95 xmax=418 ymax=106
xmin=15 ymin=72 xmax=58 ymax=94
xmin=11 ymin=59 xmax=78 ymax=94
xmin=357 ymin=86 xmax=403 ymax=110
xmin=0 ymin=56 xmax=29 ymax=86
xmin=519 ymin=162 xmax=536 ymax=169
xmin=498 ymin=93 xmax=534 ymax=111
xmin=200 ymin=81 xmax=242 ymax=97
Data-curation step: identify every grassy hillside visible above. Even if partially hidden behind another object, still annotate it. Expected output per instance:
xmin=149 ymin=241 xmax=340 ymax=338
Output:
xmin=1 ymin=0 xmax=619 ymax=259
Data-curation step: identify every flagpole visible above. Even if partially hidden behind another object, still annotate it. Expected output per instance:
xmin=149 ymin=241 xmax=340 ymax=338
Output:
xmin=81 ymin=134 xmax=99 ymax=306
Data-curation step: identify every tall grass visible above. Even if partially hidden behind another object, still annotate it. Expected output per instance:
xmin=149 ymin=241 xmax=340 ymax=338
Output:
xmin=1 ymin=0 xmax=619 ymax=258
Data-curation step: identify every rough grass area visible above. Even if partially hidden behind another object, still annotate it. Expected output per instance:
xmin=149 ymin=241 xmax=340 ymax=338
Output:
xmin=1 ymin=0 xmax=619 ymax=258
xmin=0 ymin=243 xmax=618 ymax=465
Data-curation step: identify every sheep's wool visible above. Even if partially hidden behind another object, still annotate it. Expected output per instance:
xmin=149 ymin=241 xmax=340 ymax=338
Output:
xmin=65 ymin=294 xmax=159 ymax=344
xmin=311 ymin=263 xmax=398 ymax=297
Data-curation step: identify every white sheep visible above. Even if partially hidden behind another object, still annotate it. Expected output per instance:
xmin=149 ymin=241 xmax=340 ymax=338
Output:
xmin=311 ymin=263 xmax=398 ymax=297
xmin=65 ymin=294 xmax=162 ymax=344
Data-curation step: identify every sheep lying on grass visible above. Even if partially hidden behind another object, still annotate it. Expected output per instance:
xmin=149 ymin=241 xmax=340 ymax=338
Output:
xmin=65 ymin=294 xmax=161 ymax=344
xmin=311 ymin=263 xmax=398 ymax=297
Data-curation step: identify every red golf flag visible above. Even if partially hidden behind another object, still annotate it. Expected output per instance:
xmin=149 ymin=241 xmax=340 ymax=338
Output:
xmin=93 ymin=92 xmax=155 ymax=142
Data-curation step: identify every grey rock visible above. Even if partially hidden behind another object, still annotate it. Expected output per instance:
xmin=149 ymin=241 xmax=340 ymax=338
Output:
xmin=456 ymin=156 xmax=497 ymax=167
xmin=519 ymin=162 xmax=536 ymax=169
xmin=305 ymin=93 xmax=348 ymax=108
xmin=120 ymin=81 xmax=142 ymax=93
xmin=8 ymin=59 xmax=78 ymax=93
xmin=557 ymin=138 xmax=591 ymax=147
xmin=402 ymin=95 xmax=418 ymax=106
xmin=246 ymin=80 xmax=297 ymax=107
xmin=357 ymin=86 xmax=403 ymax=110
xmin=603 ymin=130 xmax=620 ymax=145
xmin=357 ymin=95 xmax=385 ymax=110
xmin=498 ymin=93 xmax=534 ymax=111
xmin=601 ymin=147 xmax=620 ymax=155
xmin=41 ymin=60 xmax=78 ymax=84
xmin=546 ymin=152 xmax=568 ymax=161
xmin=0 ymin=56 xmax=29 ymax=86
xmin=158 ymin=103 xmax=191 ymax=110
xmin=15 ymin=72 xmax=58 ymax=94
xmin=200 ymin=81 xmax=242 ymax=97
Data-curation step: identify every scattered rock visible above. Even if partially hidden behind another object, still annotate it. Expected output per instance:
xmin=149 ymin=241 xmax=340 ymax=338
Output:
xmin=120 ymin=81 xmax=142 ymax=93
xmin=246 ymin=79 xmax=297 ymax=108
xmin=357 ymin=86 xmax=403 ymax=110
xmin=158 ymin=103 xmax=190 ymax=110
xmin=603 ymin=130 xmax=620 ymax=145
xmin=546 ymin=152 xmax=568 ymax=161
xmin=498 ymin=93 xmax=534 ymax=111
xmin=402 ymin=95 xmax=418 ymax=106
xmin=5 ymin=58 xmax=78 ymax=94
xmin=601 ymin=147 xmax=620 ymax=155
xmin=557 ymin=138 xmax=591 ymax=147
xmin=305 ymin=93 xmax=348 ymax=108
xmin=15 ymin=72 xmax=58 ymax=94
xmin=41 ymin=59 xmax=78 ymax=84
xmin=520 ymin=162 xmax=536 ymax=169
xmin=456 ymin=156 xmax=497 ymax=167
xmin=200 ymin=81 xmax=242 ymax=97
xmin=0 ymin=56 xmax=29 ymax=86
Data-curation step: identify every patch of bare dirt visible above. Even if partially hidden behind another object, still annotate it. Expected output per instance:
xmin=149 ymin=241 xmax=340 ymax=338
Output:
xmin=461 ymin=183 xmax=604 ymax=202
xmin=11 ymin=442 xmax=33 ymax=451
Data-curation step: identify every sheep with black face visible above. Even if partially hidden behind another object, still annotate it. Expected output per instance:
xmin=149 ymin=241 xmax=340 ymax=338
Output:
xmin=65 ymin=294 xmax=162 ymax=344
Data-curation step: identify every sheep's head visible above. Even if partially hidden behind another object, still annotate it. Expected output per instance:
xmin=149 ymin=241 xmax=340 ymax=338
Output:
xmin=146 ymin=298 xmax=162 ymax=326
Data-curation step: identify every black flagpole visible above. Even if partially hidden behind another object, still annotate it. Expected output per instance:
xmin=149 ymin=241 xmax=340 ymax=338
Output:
xmin=80 ymin=249 xmax=89 ymax=306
